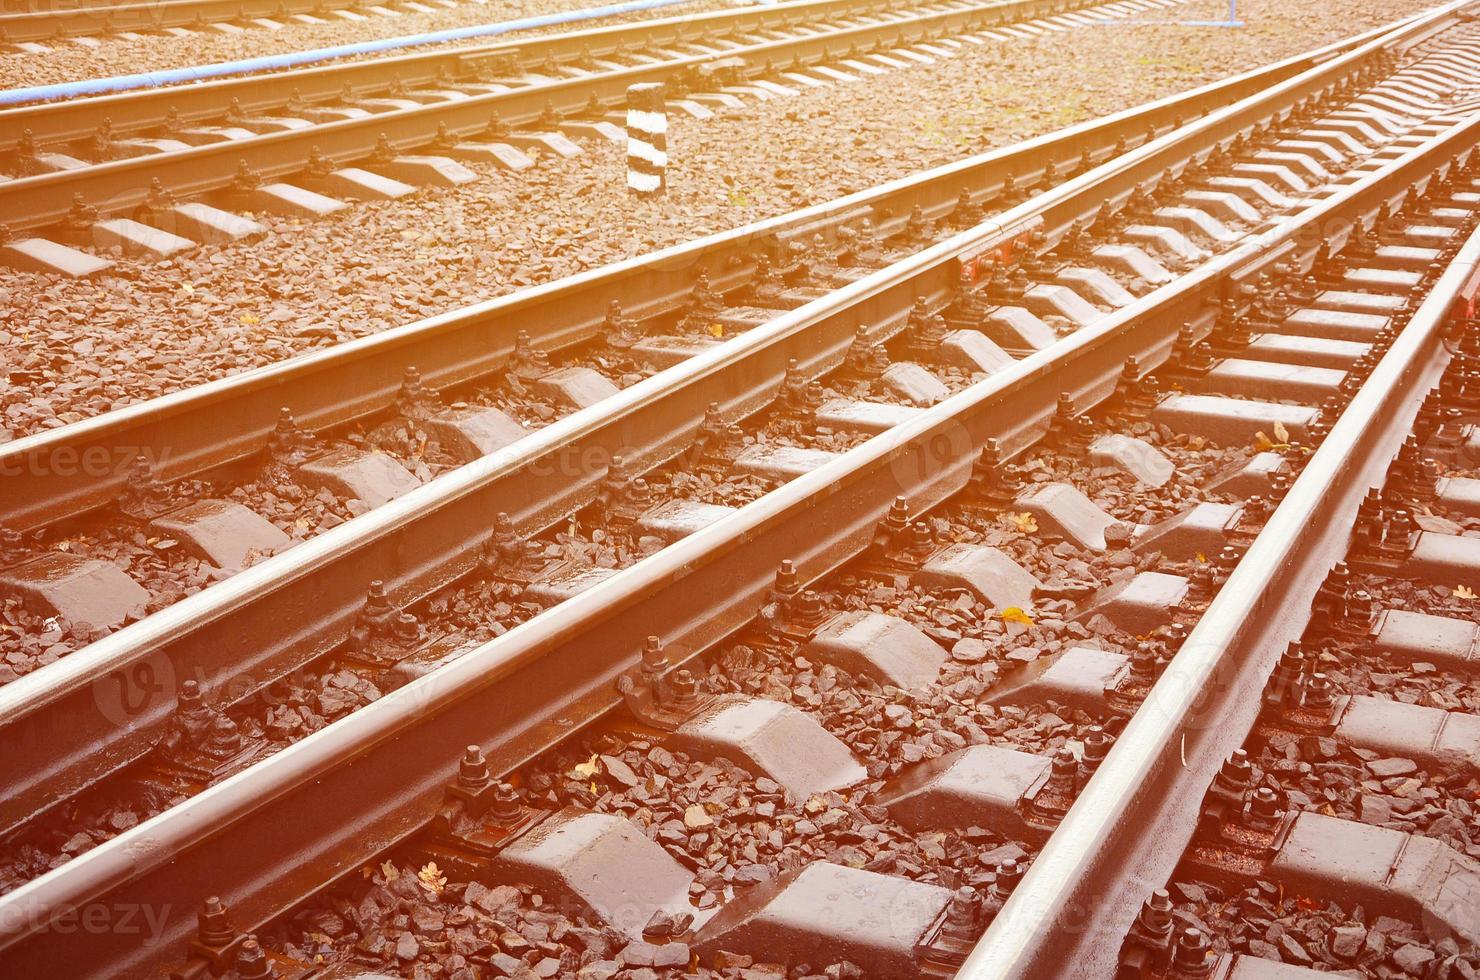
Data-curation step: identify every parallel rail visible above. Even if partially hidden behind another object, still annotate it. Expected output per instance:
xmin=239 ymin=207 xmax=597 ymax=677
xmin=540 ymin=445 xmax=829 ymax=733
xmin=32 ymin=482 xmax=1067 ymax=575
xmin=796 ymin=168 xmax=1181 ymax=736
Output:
xmin=0 ymin=0 xmax=945 ymax=143
xmin=0 ymin=6 xmax=1475 ymax=975
xmin=963 ymin=152 xmax=1480 ymax=980
xmin=0 ymin=0 xmax=1100 ymax=229
xmin=1 ymin=0 xmax=414 ymax=44
xmin=0 ymin=1 xmax=1459 ymax=855
xmin=0 ymin=8 xmax=1430 ymax=532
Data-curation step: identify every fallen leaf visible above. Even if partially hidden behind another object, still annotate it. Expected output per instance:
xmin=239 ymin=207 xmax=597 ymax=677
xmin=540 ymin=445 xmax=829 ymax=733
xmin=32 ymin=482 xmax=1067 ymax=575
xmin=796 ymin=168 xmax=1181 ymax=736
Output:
xmin=1455 ymin=585 xmax=1477 ymax=600
xmin=572 ymin=755 xmax=601 ymax=779
xmin=1272 ymin=420 xmax=1290 ymax=445
xmin=1007 ymin=512 xmax=1038 ymax=533
xmin=1195 ymin=552 xmax=1207 ymax=564
xmin=708 ymin=323 xmax=724 ymax=338
xmin=240 ymin=312 xmax=261 ymax=326
xmin=1001 ymin=606 xmax=1035 ymax=626
xmin=417 ymin=861 xmax=446 ymax=895
xmin=380 ymin=860 xmax=400 ymax=881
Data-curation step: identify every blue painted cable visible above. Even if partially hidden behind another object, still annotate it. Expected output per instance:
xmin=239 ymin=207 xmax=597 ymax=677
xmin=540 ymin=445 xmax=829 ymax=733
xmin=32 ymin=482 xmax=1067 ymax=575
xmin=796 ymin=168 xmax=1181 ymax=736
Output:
xmin=0 ymin=0 xmax=695 ymax=106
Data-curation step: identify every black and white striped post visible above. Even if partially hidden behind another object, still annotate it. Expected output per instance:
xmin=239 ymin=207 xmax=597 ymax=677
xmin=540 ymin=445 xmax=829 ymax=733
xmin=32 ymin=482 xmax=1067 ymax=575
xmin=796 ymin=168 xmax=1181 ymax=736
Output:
xmin=626 ymin=82 xmax=667 ymax=198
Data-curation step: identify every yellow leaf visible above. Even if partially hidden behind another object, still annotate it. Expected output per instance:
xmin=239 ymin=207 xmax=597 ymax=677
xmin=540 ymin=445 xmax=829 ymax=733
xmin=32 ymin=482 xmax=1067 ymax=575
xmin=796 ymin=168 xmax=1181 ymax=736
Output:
xmin=1454 ymin=585 xmax=1477 ymax=600
xmin=572 ymin=754 xmax=600 ymax=779
xmin=1272 ymin=421 xmax=1290 ymax=445
xmin=708 ymin=323 xmax=724 ymax=339
xmin=417 ymin=861 xmax=446 ymax=895
xmin=1001 ymin=606 xmax=1035 ymax=626
xmin=1253 ymin=431 xmax=1275 ymax=452
xmin=1195 ymin=552 xmax=1207 ymax=564
xmin=1007 ymin=512 xmax=1038 ymax=533
xmin=380 ymin=860 xmax=400 ymax=881
xmin=240 ymin=312 xmax=260 ymax=326
xmin=178 ymin=282 xmax=195 ymax=297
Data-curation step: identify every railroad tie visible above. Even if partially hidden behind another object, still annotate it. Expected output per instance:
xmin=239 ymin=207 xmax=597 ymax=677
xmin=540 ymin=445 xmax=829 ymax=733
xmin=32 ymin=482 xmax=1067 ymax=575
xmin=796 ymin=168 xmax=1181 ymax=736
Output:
xmin=626 ymin=82 xmax=668 ymax=198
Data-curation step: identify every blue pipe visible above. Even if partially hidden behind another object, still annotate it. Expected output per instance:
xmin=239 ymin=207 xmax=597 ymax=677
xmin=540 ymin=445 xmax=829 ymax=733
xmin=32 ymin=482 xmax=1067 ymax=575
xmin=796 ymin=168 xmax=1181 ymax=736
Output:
xmin=1 ymin=0 xmax=696 ymax=106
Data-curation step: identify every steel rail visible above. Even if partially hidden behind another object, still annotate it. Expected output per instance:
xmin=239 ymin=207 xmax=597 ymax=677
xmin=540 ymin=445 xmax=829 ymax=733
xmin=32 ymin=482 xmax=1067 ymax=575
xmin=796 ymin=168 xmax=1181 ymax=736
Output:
xmin=0 ymin=0 xmax=1095 ymax=230
xmin=0 ymin=6 xmax=1443 ymax=535
xmin=3 ymin=62 xmax=1477 ymax=980
xmin=0 ymin=2 xmax=1446 ymax=846
xmin=961 ymin=148 xmax=1480 ymax=980
xmin=1 ymin=0 xmax=402 ymax=44
xmin=0 ymin=0 xmax=939 ymax=147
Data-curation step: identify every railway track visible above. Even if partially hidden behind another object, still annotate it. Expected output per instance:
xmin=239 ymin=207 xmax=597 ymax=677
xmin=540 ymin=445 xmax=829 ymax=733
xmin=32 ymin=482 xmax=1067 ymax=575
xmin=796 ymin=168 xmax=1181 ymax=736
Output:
xmin=1 ymin=2 xmax=1478 ymax=977
xmin=0 ymin=0 xmax=1463 ymax=850
xmin=0 ymin=0 xmax=1165 ymax=247
xmin=0 ymin=0 xmax=671 ymax=50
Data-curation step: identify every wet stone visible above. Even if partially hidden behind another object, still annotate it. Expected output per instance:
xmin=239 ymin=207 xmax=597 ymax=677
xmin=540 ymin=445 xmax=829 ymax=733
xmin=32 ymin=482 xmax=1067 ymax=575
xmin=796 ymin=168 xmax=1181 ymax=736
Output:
xmin=522 ymin=562 xmax=619 ymax=606
xmin=1088 ymin=434 xmax=1173 ymax=487
xmin=999 ymin=646 xmax=1126 ymax=712
xmin=149 ymin=499 xmax=290 ymax=569
xmin=0 ymin=552 xmax=149 ymax=628
xmin=1132 ymin=502 xmax=1241 ymax=562
xmin=425 ymin=405 xmax=530 ymax=462
xmin=91 ymin=218 xmax=195 ymax=258
xmin=632 ymin=499 xmax=739 ymax=544
xmin=875 ymin=744 xmax=1048 ymax=834
xmin=1092 ymin=243 xmax=1173 ymax=284
xmin=939 ymin=330 xmax=1015 ymax=374
xmin=1372 ymin=609 xmax=1477 ymax=668
xmin=377 ymin=155 xmax=479 ymax=186
xmin=1269 ymin=811 xmax=1480 ymax=945
xmin=1 ymin=238 xmax=113 ymax=278
xmin=1024 ymin=283 xmax=1101 ymax=327
xmin=804 ymin=610 xmax=948 ymax=689
xmin=731 ymin=445 xmax=840 ymax=482
xmin=321 ymin=167 xmax=417 ymax=201
xmin=488 ymin=808 xmax=693 ymax=940
xmin=297 ymin=447 xmax=421 ymax=507
xmin=630 ymin=335 xmax=722 ymax=370
xmin=913 ymin=543 xmax=1040 ymax=610
xmin=983 ymin=306 xmax=1057 ymax=351
xmin=1207 ymin=452 xmax=1286 ymax=497
xmin=670 ymin=697 xmax=866 ymax=801
xmin=881 ymin=362 xmax=950 ymax=406
xmin=1015 ymin=482 xmax=1126 ymax=552
xmin=451 ymin=141 xmax=536 ymax=172
xmin=250 ymin=182 xmax=349 ymax=218
xmin=1059 ymin=267 xmax=1135 ymax=308
xmin=815 ymin=399 xmax=922 ymax=435
xmin=693 ymin=862 xmax=951 ymax=978
xmin=165 ymin=202 xmax=264 ymax=243
xmin=534 ymin=366 xmax=621 ymax=410
xmin=1280 ymin=307 xmax=1389 ymax=342
xmin=1150 ymin=394 xmax=1316 ymax=445
xmin=1077 ymin=572 xmax=1188 ymax=635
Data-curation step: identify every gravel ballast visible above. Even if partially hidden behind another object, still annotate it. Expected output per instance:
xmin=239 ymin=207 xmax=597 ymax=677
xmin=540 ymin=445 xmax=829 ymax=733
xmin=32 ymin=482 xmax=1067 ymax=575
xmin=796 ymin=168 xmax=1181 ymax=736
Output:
xmin=0 ymin=0 xmax=1448 ymax=444
xmin=0 ymin=0 xmax=728 ymax=93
